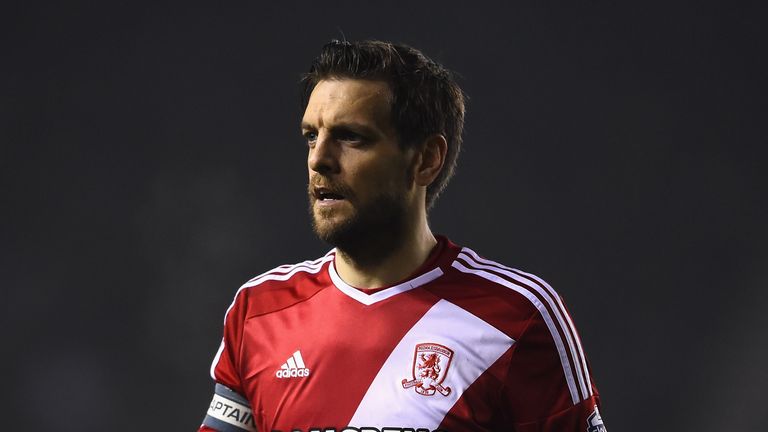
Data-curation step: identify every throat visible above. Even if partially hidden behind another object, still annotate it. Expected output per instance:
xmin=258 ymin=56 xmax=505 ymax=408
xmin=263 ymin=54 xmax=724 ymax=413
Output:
xmin=334 ymin=231 xmax=438 ymax=290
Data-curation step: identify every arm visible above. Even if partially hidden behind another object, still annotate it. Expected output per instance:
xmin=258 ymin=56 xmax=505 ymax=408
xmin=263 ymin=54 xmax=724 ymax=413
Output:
xmin=198 ymin=289 xmax=257 ymax=432
xmin=503 ymin=306 xmax=606 ymax=431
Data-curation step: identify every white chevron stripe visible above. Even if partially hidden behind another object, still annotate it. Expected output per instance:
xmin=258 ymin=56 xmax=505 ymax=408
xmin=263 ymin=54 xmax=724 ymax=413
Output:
xmin=348 ymin=299 xmax=514 ymax=428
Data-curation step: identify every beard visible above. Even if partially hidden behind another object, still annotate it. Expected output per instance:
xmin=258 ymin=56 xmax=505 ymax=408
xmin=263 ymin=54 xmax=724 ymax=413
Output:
xmin=308 ymin=182 xmax=410 ymax=267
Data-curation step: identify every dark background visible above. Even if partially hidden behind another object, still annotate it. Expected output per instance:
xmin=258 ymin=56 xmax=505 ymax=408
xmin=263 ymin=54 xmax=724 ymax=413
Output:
xmin=2 ymin=1 xmax=766 ymax=430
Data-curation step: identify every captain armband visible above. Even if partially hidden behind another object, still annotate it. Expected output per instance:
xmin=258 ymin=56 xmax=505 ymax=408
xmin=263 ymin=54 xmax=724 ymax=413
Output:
xmin=203 ymin=384 xmax=257 ymax=432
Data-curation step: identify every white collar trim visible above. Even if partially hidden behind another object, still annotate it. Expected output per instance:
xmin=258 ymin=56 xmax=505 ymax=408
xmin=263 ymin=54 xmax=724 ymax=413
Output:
xmin=329 ymin=260 xmax=444 ymax=306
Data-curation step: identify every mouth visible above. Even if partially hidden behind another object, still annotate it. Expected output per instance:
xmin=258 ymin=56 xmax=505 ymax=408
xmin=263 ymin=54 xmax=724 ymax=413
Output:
xmin=312 ymin=187 xmax=347 ymax=203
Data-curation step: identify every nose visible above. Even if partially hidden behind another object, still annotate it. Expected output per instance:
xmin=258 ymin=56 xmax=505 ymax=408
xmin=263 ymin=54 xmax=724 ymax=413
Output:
xmin=307 ymin=132 xmax=340 ymax=175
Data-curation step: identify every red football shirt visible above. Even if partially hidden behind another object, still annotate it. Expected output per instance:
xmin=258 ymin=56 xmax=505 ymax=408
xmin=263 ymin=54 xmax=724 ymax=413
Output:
xmin=199 ymin=237 xmax=605 ymax=432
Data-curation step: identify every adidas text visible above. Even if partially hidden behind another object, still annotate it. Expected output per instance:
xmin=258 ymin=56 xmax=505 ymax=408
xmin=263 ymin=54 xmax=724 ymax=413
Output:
xmin=276 ymin=350 xmax=310 ymax=378
xmin=275 ymin=368 xmax=311 ymax=378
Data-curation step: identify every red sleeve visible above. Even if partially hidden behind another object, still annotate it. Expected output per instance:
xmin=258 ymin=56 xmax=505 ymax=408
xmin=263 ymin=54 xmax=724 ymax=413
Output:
xmin=503 ymin=308 xmax=606 ymax=431
xmin=209 ymin=288 xmax=249 ymax=394
xmin=198 ymin=288 xmax=256 ymax=432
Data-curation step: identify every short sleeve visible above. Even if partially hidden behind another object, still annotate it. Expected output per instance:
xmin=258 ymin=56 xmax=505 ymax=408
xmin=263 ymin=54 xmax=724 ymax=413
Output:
xmin=199 ymin=289 xmax=257 ymax=432
xmin=209 ymin=288 xmax=249 ymax=393
xmin=502 ymin=307 xmax=606 ymax=431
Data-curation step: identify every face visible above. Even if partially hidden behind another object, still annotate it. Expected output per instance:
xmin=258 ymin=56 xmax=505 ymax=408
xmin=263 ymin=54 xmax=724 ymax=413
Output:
xmin=302 ymin=79 xmax=415 ymax=258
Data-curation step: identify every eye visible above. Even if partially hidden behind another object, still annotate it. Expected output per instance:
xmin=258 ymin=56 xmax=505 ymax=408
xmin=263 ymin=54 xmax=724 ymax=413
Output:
xmin=303 ymin=131 xmax=318 ymax=146
xmin=334 ymin=129 xmax=366 ymax=144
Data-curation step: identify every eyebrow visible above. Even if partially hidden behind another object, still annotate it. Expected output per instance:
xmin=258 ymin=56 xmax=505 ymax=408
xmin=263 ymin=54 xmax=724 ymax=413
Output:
xmin=300 ymin=121 xmax=380 ymax=137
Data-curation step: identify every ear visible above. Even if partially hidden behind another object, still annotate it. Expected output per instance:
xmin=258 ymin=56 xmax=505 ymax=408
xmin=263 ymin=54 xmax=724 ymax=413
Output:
xmin=413 ymin=134 xmax=448 ymax=187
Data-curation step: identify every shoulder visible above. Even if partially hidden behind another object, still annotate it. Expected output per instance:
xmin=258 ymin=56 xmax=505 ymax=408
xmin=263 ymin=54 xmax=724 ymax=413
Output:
xmin=449 ymin=245 xmax=597 ymax=405
xmin=240 ymin=252 xmax=335 ymax=291
xmin=426 ymin=240 xmax=569 ymax=340
xmin=447 ymin=245 xmax=566 ymax=321
xmin=224 ymin=251 xmax=335 ymax=319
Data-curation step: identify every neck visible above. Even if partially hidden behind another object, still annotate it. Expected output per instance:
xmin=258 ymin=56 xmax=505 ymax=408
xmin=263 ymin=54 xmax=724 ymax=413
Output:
xmin=335 ymin=214 xmax=436 ymax=289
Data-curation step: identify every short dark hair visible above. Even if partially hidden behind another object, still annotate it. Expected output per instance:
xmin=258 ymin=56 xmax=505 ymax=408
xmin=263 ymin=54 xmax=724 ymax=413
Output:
xmin=301 ymin=40 xmax=466 ymax=209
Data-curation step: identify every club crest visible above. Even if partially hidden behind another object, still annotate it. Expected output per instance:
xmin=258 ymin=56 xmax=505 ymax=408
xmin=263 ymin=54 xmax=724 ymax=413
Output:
xmin=401 ymin=343 xmax=453 ymax=396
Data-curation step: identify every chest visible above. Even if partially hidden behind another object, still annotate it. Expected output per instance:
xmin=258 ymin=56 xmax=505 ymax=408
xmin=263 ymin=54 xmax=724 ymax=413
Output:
xmin=239 ymin=290 xmax=515 ymax=431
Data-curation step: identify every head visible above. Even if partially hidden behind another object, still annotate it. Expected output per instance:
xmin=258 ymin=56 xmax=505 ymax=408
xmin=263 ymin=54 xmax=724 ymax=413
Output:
xmin=302 ymin=40 xmax=465 ymax=209
xmin=301 ymin=40 xmax=465 ymax=260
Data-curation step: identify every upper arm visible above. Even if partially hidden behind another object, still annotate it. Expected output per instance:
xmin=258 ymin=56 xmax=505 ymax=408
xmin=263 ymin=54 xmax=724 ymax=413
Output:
xmin=502 ymin=306 xmax=604 ymax=431
xmin=201 ymin=289 xmax=257 ymax=431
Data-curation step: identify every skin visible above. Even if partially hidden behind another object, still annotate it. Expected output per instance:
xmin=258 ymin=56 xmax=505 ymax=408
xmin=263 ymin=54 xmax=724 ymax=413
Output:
xmin=302 ymin=78 xmax=448 ymax=289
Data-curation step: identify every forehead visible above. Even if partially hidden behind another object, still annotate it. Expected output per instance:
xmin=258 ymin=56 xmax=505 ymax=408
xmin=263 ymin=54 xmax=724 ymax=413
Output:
xmin=302 ymin=79 xmax=393 ymax=127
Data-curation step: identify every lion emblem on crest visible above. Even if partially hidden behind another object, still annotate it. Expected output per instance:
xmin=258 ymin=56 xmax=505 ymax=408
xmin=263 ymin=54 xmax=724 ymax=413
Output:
xmin=401 ymin=343 xmax=453 ymax=396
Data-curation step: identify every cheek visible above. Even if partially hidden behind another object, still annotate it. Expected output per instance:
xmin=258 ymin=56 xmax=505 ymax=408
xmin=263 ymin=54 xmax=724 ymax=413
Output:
xmin=350 ymin=158 xmax=409 ymax=195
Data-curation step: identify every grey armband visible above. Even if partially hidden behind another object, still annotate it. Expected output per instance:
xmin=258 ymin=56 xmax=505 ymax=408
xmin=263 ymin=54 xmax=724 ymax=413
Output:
xmin=202 ymin=384 xmax=257 ymax=432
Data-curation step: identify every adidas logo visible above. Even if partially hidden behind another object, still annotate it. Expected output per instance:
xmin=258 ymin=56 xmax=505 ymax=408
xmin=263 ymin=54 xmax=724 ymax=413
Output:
xmin=275 ymin=350 xmax=311 ymax=378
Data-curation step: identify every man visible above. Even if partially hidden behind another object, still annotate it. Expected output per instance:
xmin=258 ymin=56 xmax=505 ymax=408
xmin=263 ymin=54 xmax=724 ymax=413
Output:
xmin=200 ymin=40 xmax=605 ymax=432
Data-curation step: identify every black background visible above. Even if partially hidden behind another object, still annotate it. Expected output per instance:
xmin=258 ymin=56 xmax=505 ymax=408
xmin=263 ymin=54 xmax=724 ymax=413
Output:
xmin=3 ymin=1 xmax=767 ymax=430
